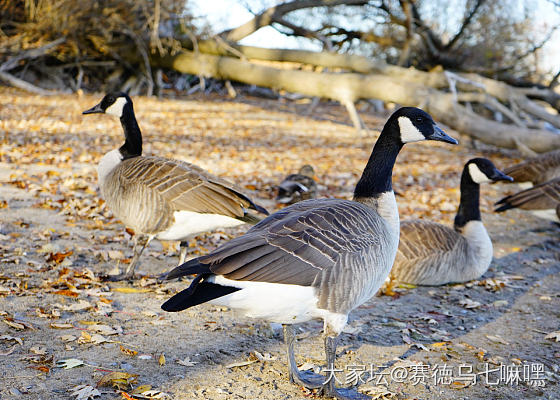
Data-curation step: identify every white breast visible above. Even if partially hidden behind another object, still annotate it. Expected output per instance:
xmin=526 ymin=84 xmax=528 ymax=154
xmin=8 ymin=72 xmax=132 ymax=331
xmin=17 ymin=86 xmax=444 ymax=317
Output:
xmin=462 ymin=220 xmax=493 ymax=277
xmin=97 ymin=149 xmax=123 ymax=187
xmin=376 ymin=191 xmax=400 ymax=236
xmin=155 ymin=211 xmax=244 ymax=241
xmin=530 ymin=209 xmax=560 ymax=222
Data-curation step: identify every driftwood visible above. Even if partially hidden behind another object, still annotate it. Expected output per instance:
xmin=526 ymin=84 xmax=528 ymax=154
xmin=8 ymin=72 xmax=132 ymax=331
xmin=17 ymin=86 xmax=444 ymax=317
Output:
xmin=153 ymin=49 xmax=560 ymax=152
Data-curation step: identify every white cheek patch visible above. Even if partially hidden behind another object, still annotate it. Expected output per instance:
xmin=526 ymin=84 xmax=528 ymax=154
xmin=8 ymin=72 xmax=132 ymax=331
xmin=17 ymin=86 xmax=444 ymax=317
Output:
xmin=398 ymin=117 xmax=425 ymax=143
xmin=468 ymin=163 xmax=491 ymax=184
xmin=105 ymin=97 xmax=127 ymax=117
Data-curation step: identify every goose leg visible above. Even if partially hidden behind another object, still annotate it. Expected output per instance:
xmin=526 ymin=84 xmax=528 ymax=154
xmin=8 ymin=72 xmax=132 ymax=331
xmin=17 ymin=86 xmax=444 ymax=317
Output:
xmin=319 ymin=335 xmax=370 ymax=400
xmin=178 ymin=240 xmax=189 ymax=265
xmin=283 ymin=325 xmax=324 ymax=389
xmin=108 ymin=235 xmax=152 ymax=281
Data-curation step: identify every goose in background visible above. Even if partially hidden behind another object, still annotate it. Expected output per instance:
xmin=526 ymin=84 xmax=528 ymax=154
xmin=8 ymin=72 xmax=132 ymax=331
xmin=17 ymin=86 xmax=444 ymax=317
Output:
xmin=390 ymin=158 xmax=512 ymax=287
xmin=495 ymin=177 xmax=560 ymax=223
xmin=502 ymin=149 xmax=560 ymax=189
xmin=161 ymin=107 xmax=458 ymax=400
xmin=276 ymin=164 xmax=317 ymax=204
xmin=83 ymin=93 xmax=268 ymax=280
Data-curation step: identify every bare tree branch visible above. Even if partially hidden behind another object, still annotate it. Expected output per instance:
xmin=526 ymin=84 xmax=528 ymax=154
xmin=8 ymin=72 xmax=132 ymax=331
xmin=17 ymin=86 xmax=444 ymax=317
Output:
xmin=0 ymin=70 xmax=58 ymax=95
xmin=445 ymin=0 xmax=486 ymax=50
xmin=0 ymin=37 xmax=66 ymax=72
xmin=397 ymin=0 xmax=413 ymax=66
xmin=218 ymin=0 xmax=369 ymax=42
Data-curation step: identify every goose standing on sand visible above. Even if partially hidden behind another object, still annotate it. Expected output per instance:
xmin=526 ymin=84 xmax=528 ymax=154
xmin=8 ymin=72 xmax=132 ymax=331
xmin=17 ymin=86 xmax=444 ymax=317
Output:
xmin=276 ymin=164 xmax=318 ymax=204
xmin=495 ymin=177 xmax=560 ymax=223
xmin=83 ymin=93 xmax=268 ymax=280
xmin=391 ymin=158 xmax=512 ymax=286
xmin=162 ymin=107 xmax=458 ymax=400
xmin=502 ymin=149 xmax=560 ymax=189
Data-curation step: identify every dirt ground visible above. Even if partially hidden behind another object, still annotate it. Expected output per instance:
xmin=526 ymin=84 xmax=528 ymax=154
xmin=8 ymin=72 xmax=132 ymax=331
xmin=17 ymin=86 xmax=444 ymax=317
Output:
xmin=0 ymin=88 xmax=559 ymax=400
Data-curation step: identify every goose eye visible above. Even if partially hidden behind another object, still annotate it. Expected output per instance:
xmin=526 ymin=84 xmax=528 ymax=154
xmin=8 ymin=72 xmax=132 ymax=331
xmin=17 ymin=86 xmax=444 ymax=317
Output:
xmin=416 ymin=117 xmax=423 ymax=123
xmin=107 ymin=96 xmax=115 ymax=103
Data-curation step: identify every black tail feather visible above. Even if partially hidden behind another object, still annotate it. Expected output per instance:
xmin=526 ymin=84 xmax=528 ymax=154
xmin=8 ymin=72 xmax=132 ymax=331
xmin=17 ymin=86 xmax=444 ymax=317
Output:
xmin=494 ymin=195 xmax=513 ymax=212
xmin=164 ymin=258 xmax=210 ymax=280
xmin=495 ymin=202 xmax=513 ymax=212
xmin=161 ymin=275 xmax=240 ymax=312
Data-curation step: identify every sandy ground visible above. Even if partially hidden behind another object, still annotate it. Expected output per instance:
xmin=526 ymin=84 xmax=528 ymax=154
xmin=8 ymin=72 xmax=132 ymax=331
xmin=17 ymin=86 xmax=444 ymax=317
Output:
xmin=0 ymin=89 xmax=559 ymax=400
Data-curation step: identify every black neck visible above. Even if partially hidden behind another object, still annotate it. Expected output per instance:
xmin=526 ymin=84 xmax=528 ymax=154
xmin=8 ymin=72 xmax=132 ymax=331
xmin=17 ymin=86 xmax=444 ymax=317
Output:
xmin=353 ymin=127 xmax=402 ymax=199
xmin=118 ymin=103 xmax=142 ymax=159
xmin=454 ymin=167 xmax=481 ymax=229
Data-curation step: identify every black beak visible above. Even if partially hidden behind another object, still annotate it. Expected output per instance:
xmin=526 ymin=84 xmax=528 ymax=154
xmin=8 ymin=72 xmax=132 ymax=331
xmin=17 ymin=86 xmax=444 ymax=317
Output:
xmin=490 ymin=169 xmax=513 ymax=182
xmin=82 ymin=102 xmax=104 ymax=115
xmin=428 ymin=125 xmax=459 ymax=145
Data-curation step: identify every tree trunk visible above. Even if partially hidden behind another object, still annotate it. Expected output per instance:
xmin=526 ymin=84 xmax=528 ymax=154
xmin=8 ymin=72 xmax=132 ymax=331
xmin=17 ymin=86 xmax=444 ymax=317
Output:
xmin=153 ymin=50 xmax=560 ymax=152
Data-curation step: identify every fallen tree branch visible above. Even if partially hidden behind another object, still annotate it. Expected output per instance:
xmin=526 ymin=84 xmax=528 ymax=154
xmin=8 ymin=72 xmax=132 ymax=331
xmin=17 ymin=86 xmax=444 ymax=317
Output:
xmin=0 ymin=70 xmax=58 ymax=95
xmin=153 ymin=49 xmax=560 ymax=152
xmin=0 ymin=37 xmax=66 ymax=72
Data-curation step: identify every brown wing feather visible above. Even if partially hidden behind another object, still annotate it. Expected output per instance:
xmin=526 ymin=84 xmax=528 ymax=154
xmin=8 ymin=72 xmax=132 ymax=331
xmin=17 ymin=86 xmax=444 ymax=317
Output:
xmin=504 ymin=150 xmax=560 ymax=185
xmin=392 ymin=220 xmax=477 ymax=285
xmin=497 ymin=178 xmax=560 ymax=210
xmin=397 ymin=220 xmax=462 ymax=260
xmin=118 ymin=156 xmax=259 ymax=218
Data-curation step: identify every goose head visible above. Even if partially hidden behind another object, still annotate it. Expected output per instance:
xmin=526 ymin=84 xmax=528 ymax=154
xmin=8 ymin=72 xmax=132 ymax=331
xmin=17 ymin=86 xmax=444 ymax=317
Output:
xmin=467 ymin=158 xmax=513 ymax=184
xmin=83 ymin=92 xmax=142 ymax=159
xmin=390 ymin=107 xmax=458 ymax=145
xmin=83 ymin=92 xmax=132 ymax=118
xmin=299 ymin=165 xmax=315 ymax=177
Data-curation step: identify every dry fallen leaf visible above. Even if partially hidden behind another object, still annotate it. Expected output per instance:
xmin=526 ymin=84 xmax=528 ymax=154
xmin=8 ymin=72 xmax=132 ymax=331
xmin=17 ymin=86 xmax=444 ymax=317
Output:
xmin=225 ymin=359 xmax=257 ymax=369
xmin=120 ymin=345 xmax=138 ymax=356
xmin=47 ymin=251 xmax=73 ymax=264
xmin=57 ymin=300 xmax=93 ymax=312
xmin=545 ymin=331 xmax=560 ymax=342
xmin=485 ymin=334 xmax=509 ymax=345
xmin=459 ymin=298 xmax=482 ymax=309
xmin=0 ymin=334 xmax=23 ymax=345
xmin=252 ymin=351 xmax=276 ymax=361
xmin=131 ymin=390 xmax=171 ymax=399
xmin=97 ymin=371 xmax=138 ymax=390
xmin=158 ymin=353 xmax=166 ymax=366
xmin=89 ymin=324 xmax=121 ymax=335
xmin=69 ymin=385 xmax=101 ymax=400
xmin=362 ymin=385 xmax=397 ymax=399
xmin=112 ymin=287 xmax=152 ymax=294
xmin=56 ymin=358 xmax=84 ymax=369
xmin=30 ymin=346 xmax=47 ymax=355
xmin=51 ymin=322 xmax=74 ymax=329
xmin=79 ymin=331 xmax=109 ymax=345
xmin=176 ymin=357 xmax=197 ymax=367
xmin=61 ymin=335 xmax=77 ymax=342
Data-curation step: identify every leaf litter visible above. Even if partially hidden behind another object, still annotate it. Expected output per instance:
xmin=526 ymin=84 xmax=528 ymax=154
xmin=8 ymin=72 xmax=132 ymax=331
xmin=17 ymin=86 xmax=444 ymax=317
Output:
xmin=0 ymin=90 xmax=559 ymax=399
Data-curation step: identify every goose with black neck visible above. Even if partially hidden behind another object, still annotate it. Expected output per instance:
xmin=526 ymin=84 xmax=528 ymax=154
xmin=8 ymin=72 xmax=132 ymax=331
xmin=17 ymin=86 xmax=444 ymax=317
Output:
xmin=161 ymin=107 xmax=457 ymax=400
xmin=83 ymin=93 xmax=268 ymax=281
xmin=391 ymin=158 xmax=512 ymax=286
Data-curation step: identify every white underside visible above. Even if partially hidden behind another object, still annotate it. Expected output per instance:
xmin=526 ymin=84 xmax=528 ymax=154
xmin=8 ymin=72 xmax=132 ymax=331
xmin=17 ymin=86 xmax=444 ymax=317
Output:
xmin=517 ymin=182 xmax=534 ymax=190
xmin=530 ymin=209 xmax=560 ymax=222
xmin=98 ymin=149 xmax=122 ymax=187
xmin=207 ymin=276 xmax=348 ymax=334
xmin=156 ymin=211 xmax=244 ymax=241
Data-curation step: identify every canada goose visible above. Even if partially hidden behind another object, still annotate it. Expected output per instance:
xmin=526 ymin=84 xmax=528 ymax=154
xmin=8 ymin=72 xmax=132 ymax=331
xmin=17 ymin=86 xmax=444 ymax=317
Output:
xmin=495 ymin=177 xmax=560 ymax=223
xmin=276 ymin=164 xmax=317 ymax=204
xmin=502 ymin=149 xmax=560 ymax=189
xmin=82 ymin=93 xmax=268 ymax=280
xmin=161 ymin=107 xmax=458 ymax=399
xmin=390 ymin=158 xmax=512 ymax=287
